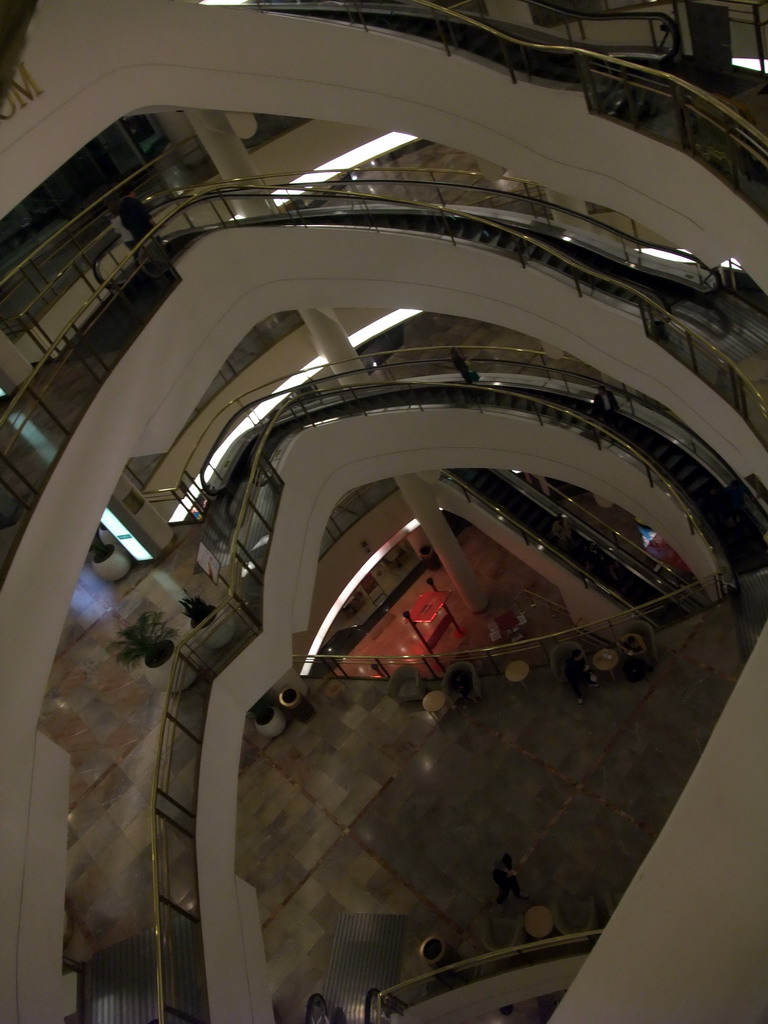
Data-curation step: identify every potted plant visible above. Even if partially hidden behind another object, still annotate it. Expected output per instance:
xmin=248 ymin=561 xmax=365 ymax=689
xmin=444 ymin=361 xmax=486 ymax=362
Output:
xmin=89 ymin=532 xmax=131 ymax=582
xmin=179 ymin=593 xmax=215 ymax=628
xmin=110 ymin=611 xmax=178 ymax=680
xmin=247 ymin=694 xmax=286 ymax=739
xmin=179 ymin=592 xmax=236 ymax=650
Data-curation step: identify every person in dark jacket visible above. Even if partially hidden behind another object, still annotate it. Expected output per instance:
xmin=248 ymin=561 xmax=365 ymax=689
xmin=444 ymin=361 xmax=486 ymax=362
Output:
xmin=591 ymin=385 xmax=618 ymax=425
xmin=564 ymin=648 xmax=599 ymax=704
xmin=492 ymin=853 xmax=529 ymax=903
xmin=119 ymin=189 xmax=155 ymax=246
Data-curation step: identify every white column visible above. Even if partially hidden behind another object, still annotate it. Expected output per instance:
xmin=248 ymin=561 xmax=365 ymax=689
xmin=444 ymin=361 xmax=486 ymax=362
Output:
xmin=185 ymin=108 xmax=256 ymax=181
xmin=153 ymin=110 xmax=201 ymax=167
xmin=184 ymin=108 xmax=271 ymax=218
xmin=0 ymin=329 xmax=32 ymax=395
xmin=299 ymin=308 xmax=368 ymax=386
xmin=395 ymin=472 xmax=488 ymax=613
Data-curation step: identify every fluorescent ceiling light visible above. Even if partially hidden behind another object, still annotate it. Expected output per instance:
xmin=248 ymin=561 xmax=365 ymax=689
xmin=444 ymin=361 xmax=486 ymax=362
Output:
xmin=271 ymin=131 xmax=417 ymax=205
xmin=638 ymin=247 xmax=696 ymax=264
xmin=720 ymin=257 xmax=742 ymax=269
xmin=101 ymin=508 xmax=153 ymax=560
xmin=732 ymin=58 xmax=764 ymax=71
xmin=169 ymin=311 xmax=420 ymax=522
xmin=200 ymin=1 xmax=249 ymax=5
xmin=349 ymin=309 xmax=421 ymax=347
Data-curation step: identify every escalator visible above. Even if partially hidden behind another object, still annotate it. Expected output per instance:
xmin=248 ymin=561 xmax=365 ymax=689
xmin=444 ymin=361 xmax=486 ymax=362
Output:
xmin=91 ymin=182 xmax=766 ymax=400
xmin=505 ymin=383 xmax=768 ymax=574
xmin=445 ymin=466 xmax=673 ymax=608
xmin=258 ymin=0 xmax=681 ymax=65
xmin=194 ymin=374 xmax=740 ymax=591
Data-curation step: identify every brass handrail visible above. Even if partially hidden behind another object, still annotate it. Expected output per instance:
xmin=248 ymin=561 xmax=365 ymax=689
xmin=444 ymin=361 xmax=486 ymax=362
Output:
xmin=248 ymin=0 xmax=764 ymax=141
xmin=131 ymin=178 xmax=768 ymax=429
xmin=440 ymin=468 xmax=692 ymax=597
xmin=147 ymin=361 xmax=725 ymax=1021
xmin=138 ymin=168 xmax=713 ymax=277
xmin=298 ymin=574 xmax=723 ymax=677
xmin=1 ymin=177 xmax=762 ymax=594
xmin=375 ymin=929 xmax=603 ymax=1019
xmin=142 ymin=343 xmax=707 ymax=499
xmin=0 ymin=134 xmax=206 ymax=300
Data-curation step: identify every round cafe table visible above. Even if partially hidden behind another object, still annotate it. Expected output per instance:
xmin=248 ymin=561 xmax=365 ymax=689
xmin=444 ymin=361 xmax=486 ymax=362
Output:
xmin=524 ymin=904 xmax=554 ymax=939
xmin=422 ymin=689 xmax=448 ymax=721
xmin=592 ymin=647 xmax=619 ymax=679
xmin=505 ymin=659 xmax=530 ymax=687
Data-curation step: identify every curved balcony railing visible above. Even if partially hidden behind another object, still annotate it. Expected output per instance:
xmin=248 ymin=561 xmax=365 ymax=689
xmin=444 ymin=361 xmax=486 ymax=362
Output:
xmin=248 ymin=0 xmax=681 ymax=59
xmin=369 ymin=929 xmax=603 ymax=1021
xmin=96 ymin=170 xmax=716 ymax=288
xmin=147 ymin=344 xmax=746 ymax=518
xmin=1 ymin=178 xmax=764 ymax=601
xmin=145 ymin=355 xmax=729 ymax=1021
xmin=239 ymin=0 xmax=768 ymax=221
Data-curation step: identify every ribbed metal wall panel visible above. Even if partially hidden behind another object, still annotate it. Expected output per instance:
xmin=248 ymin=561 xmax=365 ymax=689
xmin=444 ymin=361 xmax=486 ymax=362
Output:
xmin=83 ymin=929 xmax=157 ymax=1024
xmin=323 ymin=914 xmax=405 ymax=1024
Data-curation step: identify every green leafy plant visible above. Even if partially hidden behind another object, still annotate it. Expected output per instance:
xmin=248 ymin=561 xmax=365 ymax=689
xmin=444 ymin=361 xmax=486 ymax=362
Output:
xmin=179 ymin=593 xmax=215 ymax=628
xmin=109 ymin=611 xmax=178 ymax=668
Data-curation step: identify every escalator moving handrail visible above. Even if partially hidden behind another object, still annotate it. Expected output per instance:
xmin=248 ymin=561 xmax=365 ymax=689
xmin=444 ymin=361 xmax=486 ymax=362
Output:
xmin=132 ymin=174 xmax=713 ymax=279
xmin=258 ymin=0 xmax=680 ymax=58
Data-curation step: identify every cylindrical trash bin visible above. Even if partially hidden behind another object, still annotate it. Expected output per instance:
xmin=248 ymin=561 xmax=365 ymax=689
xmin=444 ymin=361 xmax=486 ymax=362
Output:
xmin=279 ymin=686 xmax=315 ymax=722
xmin=418 ymin=935 xmax=453 ymax=968
xmin=419 ymin=545 xmax=441 ymax=571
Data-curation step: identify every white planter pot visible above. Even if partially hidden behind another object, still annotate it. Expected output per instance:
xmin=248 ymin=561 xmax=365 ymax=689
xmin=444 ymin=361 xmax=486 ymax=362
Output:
xmin=91 ymin=546 xmax=131 ymax=581
xmin=253 ymin=706 xmax=286 ymax=738
xmin=201 ymin=613 xmax=237 ymax=651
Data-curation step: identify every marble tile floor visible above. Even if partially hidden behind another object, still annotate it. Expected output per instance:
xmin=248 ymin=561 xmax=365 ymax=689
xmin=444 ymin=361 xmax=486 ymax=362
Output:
xmin=237 ymin=597 xmax=741 ymax=1023
xmin=28 ymin=510 xmax=741 ymax=1024
xmin=43 ymin=523 xmax=228 ymax=960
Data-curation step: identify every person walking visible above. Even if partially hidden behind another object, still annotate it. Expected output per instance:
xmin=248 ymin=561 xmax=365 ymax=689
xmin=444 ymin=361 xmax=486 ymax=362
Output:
xmin=492 ymin=853 xmax=529 ymax=904
xmin=118 ymin=188 xmax=155 ymax=247
xmin=564 ymin=648 xmax=599 ymax=704
xmin=591 ymin=384 xmax=618 ymax=425
xmin=550 ymin=514 xmax=574 ymax=551
xmin=451 ymin=347 xmax=480 ymax=384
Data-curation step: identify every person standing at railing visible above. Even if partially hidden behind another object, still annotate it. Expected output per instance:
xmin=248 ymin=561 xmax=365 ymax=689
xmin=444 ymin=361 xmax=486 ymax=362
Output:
xmin=451 ymin=346 xmax=480 ymax=384
xmin=118 ymin=188 xmax=155 ymax=247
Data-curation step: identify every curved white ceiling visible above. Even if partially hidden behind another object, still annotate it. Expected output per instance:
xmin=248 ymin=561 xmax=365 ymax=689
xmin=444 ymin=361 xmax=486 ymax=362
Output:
xmin=4 ymin=0 xmax=767 ymax=287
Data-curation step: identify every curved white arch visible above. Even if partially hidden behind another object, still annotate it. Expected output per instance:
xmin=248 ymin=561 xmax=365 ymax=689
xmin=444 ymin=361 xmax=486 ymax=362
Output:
xmin=198 ymin=406 xmax=715 ymax=1018
xmin=0 ymin=221 xmax=734 ymax=1020
xmin=4 ymin=0 xmax=768 ymax=289
xmin=138 ymin=227 xmax=768 ymax=482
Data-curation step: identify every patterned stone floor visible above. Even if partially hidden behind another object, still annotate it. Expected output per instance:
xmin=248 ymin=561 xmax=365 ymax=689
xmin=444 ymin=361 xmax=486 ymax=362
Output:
xmin=45 ymin=524 xmax=227 ymax=959
xmin=236 ymin=586 xmax=741 ymax=1023
xmin=44 ymin=360 xmax=739 ymax=1020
